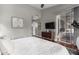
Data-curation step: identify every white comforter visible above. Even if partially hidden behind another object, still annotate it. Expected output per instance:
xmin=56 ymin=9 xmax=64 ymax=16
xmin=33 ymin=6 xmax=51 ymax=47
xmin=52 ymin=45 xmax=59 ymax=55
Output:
xmin=11 ymin=37 xmax=69 ymax=55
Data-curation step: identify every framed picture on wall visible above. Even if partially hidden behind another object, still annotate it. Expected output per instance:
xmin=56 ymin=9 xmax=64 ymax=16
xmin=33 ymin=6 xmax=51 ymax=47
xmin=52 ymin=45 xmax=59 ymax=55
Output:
xmin=11 ymin=16 xmax=24 ymax=28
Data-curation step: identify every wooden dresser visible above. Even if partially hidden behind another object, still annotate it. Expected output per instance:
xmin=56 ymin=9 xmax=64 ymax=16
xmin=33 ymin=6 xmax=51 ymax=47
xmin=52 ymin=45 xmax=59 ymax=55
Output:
xmin=41 ymin=32 xmax=54 ymax=41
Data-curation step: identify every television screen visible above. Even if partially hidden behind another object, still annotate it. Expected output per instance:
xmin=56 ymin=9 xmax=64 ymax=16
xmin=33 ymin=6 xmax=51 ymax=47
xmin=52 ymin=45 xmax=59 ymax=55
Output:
xmin=45 ymin=22 xmax=55 ymax=29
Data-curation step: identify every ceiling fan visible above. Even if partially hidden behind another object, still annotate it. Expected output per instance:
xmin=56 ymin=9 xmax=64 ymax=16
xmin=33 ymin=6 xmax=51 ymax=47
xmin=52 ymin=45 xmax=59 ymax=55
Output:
xmin=41 ymin=4 xmax=44 ymax=8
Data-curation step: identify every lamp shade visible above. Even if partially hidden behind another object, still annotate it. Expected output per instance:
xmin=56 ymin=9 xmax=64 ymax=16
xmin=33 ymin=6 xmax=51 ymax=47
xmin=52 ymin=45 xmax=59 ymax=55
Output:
xmin=32 ymin=22 xmax=38 ymax=28
xmin=0 ymin=24 xmax=8 ymax=37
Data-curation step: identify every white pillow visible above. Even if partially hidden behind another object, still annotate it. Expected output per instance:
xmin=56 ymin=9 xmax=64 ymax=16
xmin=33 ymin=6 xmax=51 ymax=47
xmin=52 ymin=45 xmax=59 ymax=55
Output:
xmin=0 ymin=39 xmax=14 ymax=55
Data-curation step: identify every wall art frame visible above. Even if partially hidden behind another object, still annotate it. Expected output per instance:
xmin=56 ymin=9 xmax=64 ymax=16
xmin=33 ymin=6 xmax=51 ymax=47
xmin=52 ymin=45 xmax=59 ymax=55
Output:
xmin=11 ymin=16 xmax=24 ymax=29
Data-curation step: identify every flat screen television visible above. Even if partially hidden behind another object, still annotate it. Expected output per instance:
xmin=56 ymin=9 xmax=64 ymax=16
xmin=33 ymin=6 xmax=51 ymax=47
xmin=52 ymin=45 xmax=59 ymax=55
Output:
xmin=45 ymin=22 xmax=55 ymax=29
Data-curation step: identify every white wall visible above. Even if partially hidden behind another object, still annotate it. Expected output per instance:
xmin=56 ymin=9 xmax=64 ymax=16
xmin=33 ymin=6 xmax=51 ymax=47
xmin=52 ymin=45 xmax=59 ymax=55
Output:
xmin=0 ymin=4 xmax=41 ymax=39
xmin=0 ymin=4 xmax=79 ymax=39
xmin=41 ymin=4 xmax=79 ymax=32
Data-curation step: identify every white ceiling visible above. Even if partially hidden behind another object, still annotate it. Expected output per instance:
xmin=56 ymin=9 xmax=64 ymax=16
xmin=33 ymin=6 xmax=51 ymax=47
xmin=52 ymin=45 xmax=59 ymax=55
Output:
xmin=29 ymin=4 xmax=57 ymax=10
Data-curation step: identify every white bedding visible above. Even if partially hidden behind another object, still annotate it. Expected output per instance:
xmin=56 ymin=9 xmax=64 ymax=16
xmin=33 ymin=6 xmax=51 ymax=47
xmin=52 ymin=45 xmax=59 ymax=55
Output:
xmin=10 ymin=37 xmax=69 ymax=55
xmin=0 ymin=37 xmax=69 ymax=55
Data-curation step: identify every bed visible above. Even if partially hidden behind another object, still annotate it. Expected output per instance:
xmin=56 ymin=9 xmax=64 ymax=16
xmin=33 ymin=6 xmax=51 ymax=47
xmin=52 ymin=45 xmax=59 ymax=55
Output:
xmin=0 ymin=37 xmax=69 ymax=55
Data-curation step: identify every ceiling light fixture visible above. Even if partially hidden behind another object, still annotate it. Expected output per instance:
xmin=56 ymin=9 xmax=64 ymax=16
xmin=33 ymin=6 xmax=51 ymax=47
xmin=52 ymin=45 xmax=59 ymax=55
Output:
xmin=41 ymin=4 xmax=44 ymax=8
